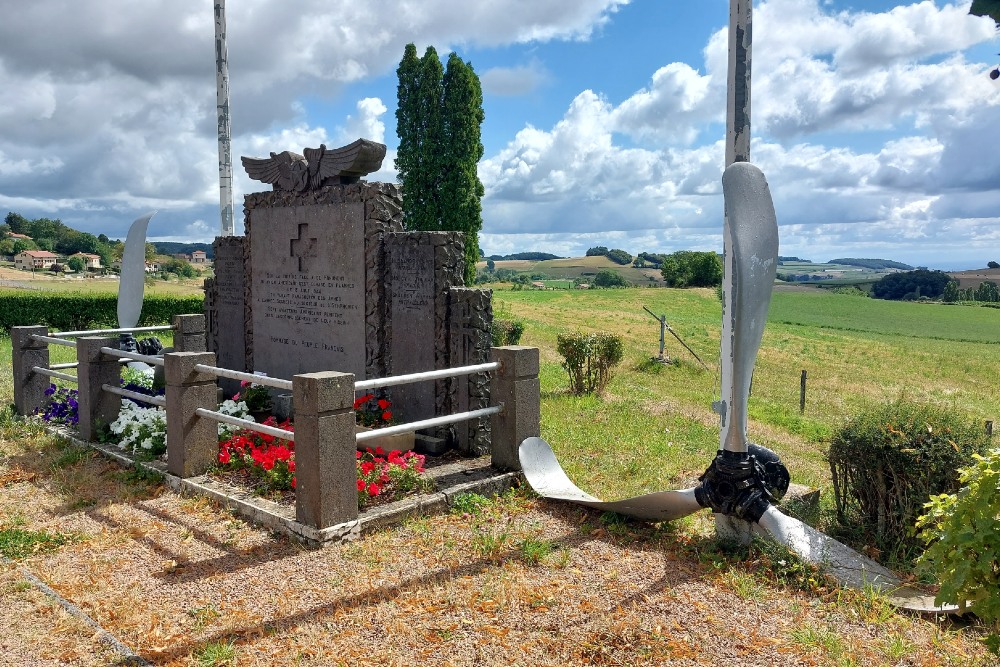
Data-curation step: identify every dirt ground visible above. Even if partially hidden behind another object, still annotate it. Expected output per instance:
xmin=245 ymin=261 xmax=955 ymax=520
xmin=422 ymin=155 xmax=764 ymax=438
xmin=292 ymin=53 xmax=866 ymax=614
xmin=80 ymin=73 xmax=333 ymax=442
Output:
xmin=0 ymin=424 xmax=995 ymax=667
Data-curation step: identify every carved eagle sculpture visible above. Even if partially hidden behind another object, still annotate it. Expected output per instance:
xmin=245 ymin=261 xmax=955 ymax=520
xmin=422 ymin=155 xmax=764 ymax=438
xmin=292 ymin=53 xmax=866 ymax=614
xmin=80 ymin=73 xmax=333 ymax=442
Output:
xmin=241 ymin=138 xmax=386 ymax=192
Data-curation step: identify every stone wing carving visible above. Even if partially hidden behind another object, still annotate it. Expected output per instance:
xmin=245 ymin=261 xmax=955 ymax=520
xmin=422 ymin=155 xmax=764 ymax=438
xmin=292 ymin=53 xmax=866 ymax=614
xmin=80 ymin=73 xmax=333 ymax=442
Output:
xmin=305 ymin=139 xmax=386 ymax=185
xmin=243 ymin=139 xmax=386 ymax=192
xmin=241 ymin=151 xmax=309 ymax=192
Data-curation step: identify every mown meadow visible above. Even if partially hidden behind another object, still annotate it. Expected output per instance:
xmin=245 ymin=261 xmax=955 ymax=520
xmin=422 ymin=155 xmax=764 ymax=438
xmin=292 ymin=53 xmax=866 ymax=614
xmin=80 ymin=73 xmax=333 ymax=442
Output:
xmin=492 ymin=286 xmax=998 ymax=506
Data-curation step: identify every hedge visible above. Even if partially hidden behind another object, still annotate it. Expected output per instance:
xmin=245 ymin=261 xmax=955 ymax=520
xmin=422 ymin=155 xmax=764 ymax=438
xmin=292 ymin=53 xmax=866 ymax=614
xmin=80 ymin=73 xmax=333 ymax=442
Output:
xmin=0 ymin=294 xmax=204 ymax=332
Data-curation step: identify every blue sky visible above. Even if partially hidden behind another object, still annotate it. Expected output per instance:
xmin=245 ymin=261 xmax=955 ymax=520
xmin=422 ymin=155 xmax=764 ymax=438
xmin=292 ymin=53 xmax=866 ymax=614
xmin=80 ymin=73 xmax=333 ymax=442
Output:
xmin=0 ymin=0 xmax=998 ymax=269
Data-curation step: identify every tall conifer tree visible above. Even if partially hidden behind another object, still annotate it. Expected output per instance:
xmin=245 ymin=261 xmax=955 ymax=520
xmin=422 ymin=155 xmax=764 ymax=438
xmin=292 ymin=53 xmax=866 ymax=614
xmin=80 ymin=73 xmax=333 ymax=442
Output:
xmin=395 ymin=45 xmax=485 ymax=281
xmin=441 ymin=53 xmax=485 ymax=284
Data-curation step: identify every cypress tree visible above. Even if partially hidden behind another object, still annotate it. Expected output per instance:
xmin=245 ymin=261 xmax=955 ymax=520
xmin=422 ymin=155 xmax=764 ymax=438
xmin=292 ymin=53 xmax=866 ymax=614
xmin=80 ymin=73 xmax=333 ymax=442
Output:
xmin=395 ymin=46 xmax=485 ymax=281
xmin=394 ymin=43 xmax=420 ymax=212
xmin=441 ymin=53 xmax=485 ymax=284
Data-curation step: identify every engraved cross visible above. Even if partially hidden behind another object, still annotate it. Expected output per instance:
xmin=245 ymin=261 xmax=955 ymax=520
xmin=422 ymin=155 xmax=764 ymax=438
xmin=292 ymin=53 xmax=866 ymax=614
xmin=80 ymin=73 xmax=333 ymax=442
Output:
xmin=289 ymin=223 xmax=318 ymax=272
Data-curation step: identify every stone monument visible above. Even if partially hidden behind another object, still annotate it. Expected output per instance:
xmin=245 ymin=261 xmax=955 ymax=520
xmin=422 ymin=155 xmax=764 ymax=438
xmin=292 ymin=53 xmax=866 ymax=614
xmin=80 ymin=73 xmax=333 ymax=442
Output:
xmin=205 ymin=139 xmax=493 ymax=453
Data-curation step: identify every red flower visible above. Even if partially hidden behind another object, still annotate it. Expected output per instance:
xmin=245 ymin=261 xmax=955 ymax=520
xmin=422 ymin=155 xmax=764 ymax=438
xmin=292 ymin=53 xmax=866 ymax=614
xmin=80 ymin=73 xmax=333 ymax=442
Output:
xmin=356 ymin=478 xmax=365 ymax=491
xmin=218 ymin=449 xmax=231 ymax=464
xmin=374 ymin=446 xmax=385 ymax=456
xmin=382 ymin=411 xmax=392 ymax=421
xmin=291 ymin=477 xmax=296 ymax=489
xmin=377 ymin=399 xmax=390 ymax=410
xmin=367 ymin=482 xmax=380 ymax=496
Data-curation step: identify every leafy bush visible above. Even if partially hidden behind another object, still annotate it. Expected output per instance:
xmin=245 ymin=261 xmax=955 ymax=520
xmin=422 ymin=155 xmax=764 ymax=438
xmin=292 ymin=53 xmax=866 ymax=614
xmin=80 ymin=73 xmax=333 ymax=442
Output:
xmin=556 ymin=331 xmax=624 ymax=394
xmin=0 ymin=294 xmax=203 ymax=331
xmin=917 ymin=448 xmax=1000 ymax=654
xmin=491 ymin=301 xmax=525 ymax=346
xmin=593 ymin=269 xmax=628 ymax=288
xmin=606 ymin=248 xmax=633 ymax=265
xmin=871 ymin=269 xmax=951 ymax=301
xmin=660 ymin=251 xmax=723 ymax=288
xmin=828 ymin=400 xmax=989 ymax=561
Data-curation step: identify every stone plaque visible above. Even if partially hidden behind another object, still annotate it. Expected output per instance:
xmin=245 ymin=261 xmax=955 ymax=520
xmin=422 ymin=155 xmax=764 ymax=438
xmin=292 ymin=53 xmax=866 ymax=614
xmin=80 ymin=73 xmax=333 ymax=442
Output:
xmin=211 ymin=241 xmax=247 ymax=373
xmin=388 ymin=241 xmax=436 ymax=422
xmin=249 ymin=203 xmax=366 ymax=380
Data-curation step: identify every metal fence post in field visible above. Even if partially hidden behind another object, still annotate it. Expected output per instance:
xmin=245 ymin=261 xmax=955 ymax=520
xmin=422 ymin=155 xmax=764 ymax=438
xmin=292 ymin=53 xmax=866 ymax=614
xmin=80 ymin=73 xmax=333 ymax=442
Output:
xmin=800 ymin=369 xmax=807 ymax=414
xmin=11 ymin=325 xmax=50 ymax=416
xmin=293 ymin=371 xmax=358 ymax=529
xmin=76 ymin=337 xmax=121 ymax=441
xmin=988 ymin=420 xmax=994 ymax=438
xmin=165 ymin=351 xmax=218 ymax=478
xmin=490 ymin=346 xmax=541 ymax=471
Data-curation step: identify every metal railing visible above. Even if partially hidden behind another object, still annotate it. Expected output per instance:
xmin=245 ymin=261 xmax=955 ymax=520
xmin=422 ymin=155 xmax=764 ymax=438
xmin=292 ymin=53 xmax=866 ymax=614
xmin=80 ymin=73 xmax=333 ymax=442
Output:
xmin=354 ymin=361 xmax=502 ymax=443
xmin=102 ymin=384 xmax=166 ymax=408
xmin=195 ymin=408 xmax=295 ymax=441
xmin=99 ymin=347 xmax=165 ymax=367
xmin=193 ymin=364 xmax=294 ymax=391
xmin=52 ymin=325 xmax=172 ymax=337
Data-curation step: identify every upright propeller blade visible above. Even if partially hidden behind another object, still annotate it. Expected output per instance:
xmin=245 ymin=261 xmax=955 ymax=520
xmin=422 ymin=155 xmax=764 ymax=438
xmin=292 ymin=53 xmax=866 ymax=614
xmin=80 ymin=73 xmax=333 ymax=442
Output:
xmin=118 ymin=212 xmax=156 ymax=330
xmin=719 ymin=163 xmax=778 ymax=454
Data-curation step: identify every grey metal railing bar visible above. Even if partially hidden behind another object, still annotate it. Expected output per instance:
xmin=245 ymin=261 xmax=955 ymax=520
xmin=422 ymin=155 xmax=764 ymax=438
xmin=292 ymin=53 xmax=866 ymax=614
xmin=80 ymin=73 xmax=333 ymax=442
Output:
xmin=192 ymin=364 xmax=293 ymax=391
xmin=30 ymin=335 xmax=76 ymax=348
xmin=32 ymin=367 xmax=78 ymax=384
xmin=356 ymin=405 xmax=502 ymax=442
xmin=99 ymin=347 xmax=165 ymax=367
xmin=53 ymin=325 xmax=173 ymax=337
xmin=102 ymin=384 xmax=166 ymax=407
xmin=194 ymin=408 xmax=296 ymax=442
xmin=354 ymin=361 xmax=500 ymax=392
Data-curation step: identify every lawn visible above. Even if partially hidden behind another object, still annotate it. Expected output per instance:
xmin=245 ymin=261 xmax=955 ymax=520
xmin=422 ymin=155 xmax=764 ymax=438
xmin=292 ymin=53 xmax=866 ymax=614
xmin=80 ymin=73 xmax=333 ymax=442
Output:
xmin=491 ymin=286 xmax=998 ymax=498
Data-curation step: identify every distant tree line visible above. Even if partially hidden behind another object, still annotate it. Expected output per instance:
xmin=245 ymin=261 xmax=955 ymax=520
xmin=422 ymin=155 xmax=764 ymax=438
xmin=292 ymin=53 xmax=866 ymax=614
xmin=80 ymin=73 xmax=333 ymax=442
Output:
xmin=659 ymin=251 xmax=723 ymax=288
xmin=778 ymin=256 xmax=810 ymax=262
xmin=2 ymin=212 xmax=117 ymax=267
xmin=485 ymin=252 xmax=562 ymax=261
xmin=829 ymin=258 xmax=914 ymax=271
xmin=585 ymin=246 xmax=633 ymax=266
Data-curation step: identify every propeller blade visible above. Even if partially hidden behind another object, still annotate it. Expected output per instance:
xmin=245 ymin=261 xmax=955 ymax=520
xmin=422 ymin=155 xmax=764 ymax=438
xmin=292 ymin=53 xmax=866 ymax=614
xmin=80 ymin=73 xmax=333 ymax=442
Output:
xmin=756 ymin=505 xmax=955 ymax=612
xmin=519 ymin=437 xmax=704 ymax=522
xmin=719 ymin=163 xmax=778 ymax=454
xmin=118 ymin=211 xmax=156 ymax=329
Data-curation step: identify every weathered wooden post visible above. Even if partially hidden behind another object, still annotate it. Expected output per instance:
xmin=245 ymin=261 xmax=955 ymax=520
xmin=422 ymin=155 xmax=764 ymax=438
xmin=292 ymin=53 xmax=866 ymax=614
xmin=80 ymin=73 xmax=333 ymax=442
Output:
xmin=293 ymin=371 xmax=358 ymax=529
xmin=11 ymin=325 xmax=50 ymax=416
xmin=76 ymin=337 xmax=121 ymax=441
xmin=490 ymin=346 xmax=541 ymax=471
xmin=800 ymin=370 xmax=807 ymax=413
xmin=164 ymin=351 xmax=218 ymax=477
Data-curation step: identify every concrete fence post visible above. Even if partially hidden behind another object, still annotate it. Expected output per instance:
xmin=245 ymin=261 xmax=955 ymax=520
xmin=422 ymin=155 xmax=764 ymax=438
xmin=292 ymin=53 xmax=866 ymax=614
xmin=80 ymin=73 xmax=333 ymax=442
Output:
xmin=76 ymin=337 xmax=121 ymax=441
xmin=172 ymin=314 xmax=207 ymax=353
xmin=293 ymin=371 xmax=357 ymax=530
xmin=11 ymin=325 xmax=50 ymax=416
xmin=490 ymin=346 xmax=541 ymax=471
xmin=164 ymin=351 xmax=218 ymax=477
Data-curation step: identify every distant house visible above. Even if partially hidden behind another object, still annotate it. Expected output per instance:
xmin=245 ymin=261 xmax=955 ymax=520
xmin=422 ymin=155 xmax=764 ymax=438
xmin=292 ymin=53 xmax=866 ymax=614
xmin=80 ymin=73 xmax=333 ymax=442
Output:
xmin=173 ymin=253 xmax=190 ymax=261
xmin=531 ymin=281 xmax=545 ymax=289
xmin=190 ymin=250 xmax=208 ymax=264
xmin=7 ymin=232 xmax=32 ymax=241
xmin=145 ymin=261 xmax=160 ymax=273
xmin=14 ymin=250 xmax=59 ymax=270
xmin=69 ymin=252 xmax=102 ymax=269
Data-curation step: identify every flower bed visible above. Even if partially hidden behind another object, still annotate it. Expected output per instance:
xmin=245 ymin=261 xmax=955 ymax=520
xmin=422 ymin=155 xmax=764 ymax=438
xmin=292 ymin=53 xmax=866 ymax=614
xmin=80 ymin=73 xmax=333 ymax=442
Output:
xmin=213 ymin=417 xmax=432 ymax=509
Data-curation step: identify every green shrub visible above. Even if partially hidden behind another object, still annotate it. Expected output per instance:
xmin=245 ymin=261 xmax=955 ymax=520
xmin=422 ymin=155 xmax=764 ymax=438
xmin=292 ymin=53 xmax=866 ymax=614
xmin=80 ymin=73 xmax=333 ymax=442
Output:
xmin=917 ymin=449 xmax=1000 ymax=654
xmin=491 ymin=300 xmax=525 ymax=346
xmin=556 ymin=331 xmax=624 ymax=394
xmin=827 ymin=400 xmax=989 ymax=561
xmin=0 ymin=294 xmax=203 ymax=331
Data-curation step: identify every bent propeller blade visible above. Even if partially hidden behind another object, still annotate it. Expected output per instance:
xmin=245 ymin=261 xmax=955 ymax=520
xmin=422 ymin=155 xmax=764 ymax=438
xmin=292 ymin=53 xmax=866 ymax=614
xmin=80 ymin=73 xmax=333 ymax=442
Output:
xmin=118 ymin=211 xmax=156 ymax=329
xmin=719 ymin=163 xmax=778 ymax=454
xmin=519 ymin=437 xmax=704 ymax=522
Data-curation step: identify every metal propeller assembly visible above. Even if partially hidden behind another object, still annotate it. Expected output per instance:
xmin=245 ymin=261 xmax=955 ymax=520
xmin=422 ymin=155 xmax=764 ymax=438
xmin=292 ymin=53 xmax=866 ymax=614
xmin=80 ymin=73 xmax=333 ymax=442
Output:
xmin=518 ymin=162 xmax=949 ymax=612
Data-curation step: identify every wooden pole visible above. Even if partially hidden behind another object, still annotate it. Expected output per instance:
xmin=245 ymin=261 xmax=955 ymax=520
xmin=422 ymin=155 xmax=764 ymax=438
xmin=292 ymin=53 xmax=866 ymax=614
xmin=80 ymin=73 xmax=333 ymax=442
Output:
xmin=987 ymin=420 xmax=994 ymax=438
xmin=800 ymin=370 xmax=807 ymax=414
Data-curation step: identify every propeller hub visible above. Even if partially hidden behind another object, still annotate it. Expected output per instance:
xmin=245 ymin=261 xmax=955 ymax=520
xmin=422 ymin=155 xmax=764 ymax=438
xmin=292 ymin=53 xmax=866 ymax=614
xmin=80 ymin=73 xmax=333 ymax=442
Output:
xmin=695 ymin=445 xmax=789 ymax=523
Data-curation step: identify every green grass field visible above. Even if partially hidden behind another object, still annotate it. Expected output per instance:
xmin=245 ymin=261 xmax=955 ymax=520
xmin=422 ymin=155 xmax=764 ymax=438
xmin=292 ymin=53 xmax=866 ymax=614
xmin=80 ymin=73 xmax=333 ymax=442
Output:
xmin=491 ymin=286 xmax=999 ymax=502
